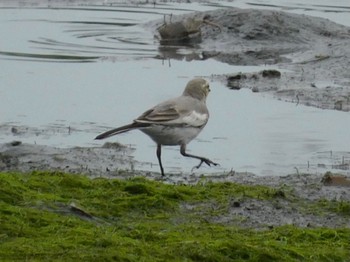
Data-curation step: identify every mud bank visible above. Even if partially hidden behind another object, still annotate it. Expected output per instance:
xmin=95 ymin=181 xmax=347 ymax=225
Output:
xmin=148 ymin=8 xmax=350 ymax=111
xmin=1 ymin=171 xmax=349 ymax=261
xmin=1 ymin=3 xmax=350 ymax=232
xmin=0 ymin=141 xmax=136 ymax=177
xmin=1 ymin=141 xmax=350 ymax=229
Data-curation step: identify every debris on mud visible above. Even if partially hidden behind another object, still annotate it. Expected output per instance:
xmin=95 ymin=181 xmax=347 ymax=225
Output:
xmin=227 ymin=69 xmax=282 ymax=91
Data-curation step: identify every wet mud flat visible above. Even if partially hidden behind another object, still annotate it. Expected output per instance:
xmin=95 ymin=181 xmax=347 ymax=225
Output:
xmin=1 ymin=4 xmax=350 ymax=230
xmin=1 ymin=141 xmax=350 ymax=229
xmin=148 ymin=7 xmax=350 ymax=111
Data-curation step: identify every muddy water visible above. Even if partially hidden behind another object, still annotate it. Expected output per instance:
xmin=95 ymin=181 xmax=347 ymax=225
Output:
xmin=1 ymin=1 xmax=350 ymax=176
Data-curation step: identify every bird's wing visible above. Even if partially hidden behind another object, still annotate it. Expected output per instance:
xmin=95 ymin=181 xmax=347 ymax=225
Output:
xmin=135 ymin=104 xmax=180 ymax=123
xmin=135 ymin=99 xmax=208 ymax=127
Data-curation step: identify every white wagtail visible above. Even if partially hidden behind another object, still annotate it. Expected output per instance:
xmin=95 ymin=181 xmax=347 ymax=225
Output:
xmin=95 ymin=78 xmax=218 ymax=176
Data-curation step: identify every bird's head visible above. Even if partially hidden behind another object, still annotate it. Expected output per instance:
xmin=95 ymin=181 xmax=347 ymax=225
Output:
xmin=183 ymin=78 xmax=210 ymax=101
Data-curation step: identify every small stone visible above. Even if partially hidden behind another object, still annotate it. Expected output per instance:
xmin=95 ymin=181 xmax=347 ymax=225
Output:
xmin=232 ymin=201 xmax=241 ymax=207
xmin=11 ymin=127 xmax=19 ymax=134
xmin=252 ymin=87 xmax=259 ymax=93
xmin=10 ymin=141 xmax=22 ymax=146
xmin=261 ymin=69 xmax=281 ymax=78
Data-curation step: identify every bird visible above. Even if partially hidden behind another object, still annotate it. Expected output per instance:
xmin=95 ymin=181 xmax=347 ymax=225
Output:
xmin=157 ymin=14 xmax=222 ymax=42
xmin=95 ymin=78 xmax=218 ymax=176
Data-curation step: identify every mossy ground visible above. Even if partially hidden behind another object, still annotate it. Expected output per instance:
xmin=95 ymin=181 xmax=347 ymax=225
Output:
xmin=0 ymin=171 xmax=349 ymax=261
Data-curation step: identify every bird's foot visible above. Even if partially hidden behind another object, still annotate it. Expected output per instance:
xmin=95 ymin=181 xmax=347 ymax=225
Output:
xmin=191 ymin=158 xmax=219 ymax=172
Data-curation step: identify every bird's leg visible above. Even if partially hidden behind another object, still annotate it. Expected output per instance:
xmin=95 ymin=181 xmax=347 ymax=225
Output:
xmin=180 ymin=144 xmax=218 ymax=171
xmin=156 ymin=144 xmax=165 ymax=176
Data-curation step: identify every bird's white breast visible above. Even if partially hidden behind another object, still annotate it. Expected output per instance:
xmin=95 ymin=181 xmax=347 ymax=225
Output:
xmin=182 ymin=111 xmax=208 ymax=127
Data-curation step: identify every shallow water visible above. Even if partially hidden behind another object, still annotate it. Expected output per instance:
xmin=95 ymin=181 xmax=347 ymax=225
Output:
xmin=1 ymin=0 xmax=350 ymax=176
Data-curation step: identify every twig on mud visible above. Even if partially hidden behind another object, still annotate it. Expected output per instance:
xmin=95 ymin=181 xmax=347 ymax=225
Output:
xmin=294 ymin=167 xmax=300 ymax=175
xmin=296 ymin=94 xmax=300 ymax=106
xmin=298 ymin=55 xmax=342 ymax=65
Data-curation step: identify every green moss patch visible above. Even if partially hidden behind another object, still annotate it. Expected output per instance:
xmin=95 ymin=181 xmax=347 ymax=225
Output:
xmin=0 ymin=171 xmax=349 ymax=261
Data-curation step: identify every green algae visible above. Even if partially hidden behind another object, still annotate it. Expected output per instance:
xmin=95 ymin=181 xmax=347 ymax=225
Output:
xmin=0 ymin=171 xmax=349 ymax=261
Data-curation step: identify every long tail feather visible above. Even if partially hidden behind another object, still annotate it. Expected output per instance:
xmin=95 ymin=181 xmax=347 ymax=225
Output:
xmin=95 ymin=122 xmax=148 ymax=140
